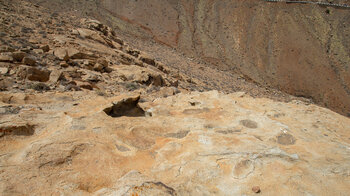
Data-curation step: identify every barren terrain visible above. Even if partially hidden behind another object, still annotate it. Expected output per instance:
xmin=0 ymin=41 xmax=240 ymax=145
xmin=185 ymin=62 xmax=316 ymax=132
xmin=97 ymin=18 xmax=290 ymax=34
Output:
xmin=0 ymin=0 xmax=349 ymax=195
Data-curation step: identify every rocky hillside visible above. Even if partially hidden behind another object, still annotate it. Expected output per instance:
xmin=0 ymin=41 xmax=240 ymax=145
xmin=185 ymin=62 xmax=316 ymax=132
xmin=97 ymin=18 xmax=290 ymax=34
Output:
xmin=0 ymin=0 xmax=350 ymax=195
xmin=29 ymin=0 xmax=350 ymax=116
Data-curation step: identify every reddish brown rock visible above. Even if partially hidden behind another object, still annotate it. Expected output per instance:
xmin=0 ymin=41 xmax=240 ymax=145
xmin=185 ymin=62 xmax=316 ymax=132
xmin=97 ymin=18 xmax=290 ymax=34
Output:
xmin=40 ymin=45 xmax=50 ymax=52
xmin=12 ymin=51 xmax=26 ymax=62
xmin=59 ymin=61 xmax=69 ymax=68
xmin=252 ymin=186 xmax=261 ymax=193
xmin=27 ymin=67 xmax=51 ymax=82
xmin=23 ymin=56 xmax=37 ymax=66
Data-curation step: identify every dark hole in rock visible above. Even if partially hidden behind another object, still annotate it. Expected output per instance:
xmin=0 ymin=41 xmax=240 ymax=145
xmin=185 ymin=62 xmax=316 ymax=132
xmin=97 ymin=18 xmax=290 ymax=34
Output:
xmin=189 ymin=101 xmax=201 ymax=106
xmin=104 ymin=96 xmax=146 ymax=117
xmin=240 ymin=119 xmax=258 ymax=129
xmin=277 ymin=133 xmax=296 ymax=145
xmin=0 ymin=124 xmax=35 ymax=137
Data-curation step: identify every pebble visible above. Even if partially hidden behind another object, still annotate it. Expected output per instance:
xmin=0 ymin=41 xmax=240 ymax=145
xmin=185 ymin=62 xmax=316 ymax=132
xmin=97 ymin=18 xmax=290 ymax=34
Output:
xmin=252 ymin=186 xmax=261 ymax=193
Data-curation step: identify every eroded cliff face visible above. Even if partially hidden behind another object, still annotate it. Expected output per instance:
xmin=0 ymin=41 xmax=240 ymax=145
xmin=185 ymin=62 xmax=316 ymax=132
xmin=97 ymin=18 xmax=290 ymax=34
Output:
xmin=93 ymin=0 xmax=350 ymax=115
xmin=29 ymin=0 xmax=350 ymax=115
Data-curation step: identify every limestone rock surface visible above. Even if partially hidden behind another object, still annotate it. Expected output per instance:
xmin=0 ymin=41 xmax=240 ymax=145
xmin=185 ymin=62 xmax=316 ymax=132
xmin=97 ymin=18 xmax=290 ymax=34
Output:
xmin=0 ymin=90 xmax=349 ymax=195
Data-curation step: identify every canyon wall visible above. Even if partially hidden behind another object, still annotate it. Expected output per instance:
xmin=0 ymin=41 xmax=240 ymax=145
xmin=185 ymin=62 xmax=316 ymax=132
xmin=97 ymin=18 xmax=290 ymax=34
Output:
xmin=31 ymin=0 xmax=350 ymax=115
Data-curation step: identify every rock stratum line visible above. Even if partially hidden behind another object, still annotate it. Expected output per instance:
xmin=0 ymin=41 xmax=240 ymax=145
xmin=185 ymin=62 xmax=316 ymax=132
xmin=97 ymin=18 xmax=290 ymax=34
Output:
xmin=264 ymin=0 xmax=350 ymax=9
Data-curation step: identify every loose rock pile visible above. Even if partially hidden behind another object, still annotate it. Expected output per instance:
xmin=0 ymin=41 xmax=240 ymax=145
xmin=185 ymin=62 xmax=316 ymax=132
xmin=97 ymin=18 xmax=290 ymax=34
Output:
xmin=0 ymin=0 xmax=196 ymax=99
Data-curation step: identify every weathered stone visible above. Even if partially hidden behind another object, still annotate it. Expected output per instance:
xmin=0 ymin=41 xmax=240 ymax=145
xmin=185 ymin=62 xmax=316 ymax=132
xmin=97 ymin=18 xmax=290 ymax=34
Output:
xmin=240 ymin=119 xmax=258 ymax=129
xmin=0 ymin=53 xmax=13 ymax=62
xmin=97 ymin=58 xmax=108 ymax=67
xmin=77 ymin=28 xmax=96 ymax=38
xmin=40 ymin=45 xmax=50 ymax=52
xmin=77 ymin=28 xmax=107 ymax=44
xmin=104 ymin=66 xmax=113 ymax=73
xmin=59 ymin=61 xmax=69 ymax=68
xmin=93 ymin=63 xmax=104 ymax=71
xmin=76 ymin=81 xmax=93 ymax=90
xmin=112 ymin=40 xmax=122 ymax=49
xmin=252 ymin=186 xmax=261 ymax=193
xmin=139 ymin=53 xmax=155 ymax=66
xmin=53 ymin=48 xmax=68 ymax=61
xmin=277 ymin=132 xmax=296 ymax=145
xmin=64 ymin=84 xmax=81 ymax=91
xmin=33 ymin=49 xmax=44 ymax=54
xmin=0 ymin=123 xmax=35 ymax=137
xmin=0 ymin=91 xmax=349 ymax=195
xmin=0 ymin=67 xmax=8 ymax=75
xmin=114 ymin=65 xmax=165 ymax=86
xmin=27 ymin=67 xmax=51 ymax=82
xmin=117 ymin=51 xmax=137 ymax=65
xmin=29 ymin=82 xmax=51 ymax=91
xmin=48 ymin=69 xmax=62 ymax=84
xmin=104 ymin=95 xmax=145 ymax=117
xmin=12 ymin=51 xmax=26 ymax=62
xmin=66 ymin=48 xmax=80 ymax=59
xmin=23 ymin=56 xmax=37 ymax=66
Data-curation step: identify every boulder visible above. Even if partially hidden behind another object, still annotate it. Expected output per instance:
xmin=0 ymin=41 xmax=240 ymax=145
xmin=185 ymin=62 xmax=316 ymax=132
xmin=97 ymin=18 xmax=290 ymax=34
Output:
xmin=12 ymin=51 xmax=26 ymax=62
xmin=53 ymin=48 xmax=68 ymax=61
xmin=117 ymin=51 xmax=138 ymax=65
xmin=33 ymin=49 xmax=44 ymax=54
xmin=59 ymin=61 xmax=69 ymax=68
xmin=65 ymin=48 xmax=81 ymax=59
xmin=54 ymin=47 xmax=95 ymax=61
xmin=115 ymin=65 xmax=165 ymax=86
xmin=139 ymin=53 xmax=155 ymax=66
xmin=77 ymin=28 xmax=106 ymax=44
xmin=96 ymin=58 xmax=108 ymax=67
xmin=23 ymin=56 xmax=37 ymax=66
xmin=0 ymin=67 xmax=8 ymax=75
xmin=76 ymin=81 xmax=93 ymax=90
xmin=40 ymin=45 xmax=50 ymax=52
xmin=48 ymin=69 xmax=62 ymax=84
xmin=93 ymin=63 xmax=104 ymax=72
xmin=27 ymin=67 xmax=51 ymax=82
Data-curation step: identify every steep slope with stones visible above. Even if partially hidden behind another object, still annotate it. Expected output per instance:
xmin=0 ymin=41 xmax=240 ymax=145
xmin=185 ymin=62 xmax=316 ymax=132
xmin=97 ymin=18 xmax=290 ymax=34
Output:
xmin=29 ymin=0 xmax=350 ymax=116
